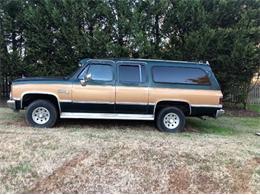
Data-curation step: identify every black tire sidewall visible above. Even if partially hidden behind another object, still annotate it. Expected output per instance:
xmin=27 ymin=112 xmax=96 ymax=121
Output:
xmin=156 ymin=107 xmax=186 ymax=133
xmin=26 ymin=100 xmax=58 ymax=128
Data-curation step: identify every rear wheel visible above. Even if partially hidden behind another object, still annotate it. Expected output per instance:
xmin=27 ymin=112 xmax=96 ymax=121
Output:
xmin=26 ymin=100 xmax=58 ymax=128
xmin=156 ymin=107 xmax=185 ymax=133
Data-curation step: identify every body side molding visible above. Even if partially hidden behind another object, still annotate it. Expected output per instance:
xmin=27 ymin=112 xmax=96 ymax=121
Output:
xmin=60 ymin=112 xmax=154 ymax=120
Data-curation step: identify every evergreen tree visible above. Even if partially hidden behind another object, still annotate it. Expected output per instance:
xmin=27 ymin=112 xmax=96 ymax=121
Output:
xmin=0 ymin=0 xmax=259 ymax=107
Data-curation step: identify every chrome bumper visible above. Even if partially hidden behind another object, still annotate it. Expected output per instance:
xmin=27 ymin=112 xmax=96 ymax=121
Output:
xmin=215 ymin=109 xmax=225 ymax=118
xmin=7 ymin=100 xmax=16 ymax=110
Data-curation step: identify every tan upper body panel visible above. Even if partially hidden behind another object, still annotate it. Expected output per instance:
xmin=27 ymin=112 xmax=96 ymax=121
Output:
xmin=72 ymin=84 xmax=115 ymax=103
xmin=148 ymin=88 xmax=222 ymax=106
xmin=116 ymin=86 xmax=149 ymax=104
xmin=12 ymin=83 xmax=222 ymax=107
xmin=12 ymin=84 xmax=72 ymax=101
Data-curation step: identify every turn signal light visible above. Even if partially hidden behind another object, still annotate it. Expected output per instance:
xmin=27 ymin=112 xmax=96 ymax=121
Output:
xmin=219 ymin=97 xmax=223 ymax=105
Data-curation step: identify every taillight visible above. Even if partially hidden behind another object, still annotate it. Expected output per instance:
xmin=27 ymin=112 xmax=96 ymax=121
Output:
xmin=219 ymin=97 xmax=223 ymax=105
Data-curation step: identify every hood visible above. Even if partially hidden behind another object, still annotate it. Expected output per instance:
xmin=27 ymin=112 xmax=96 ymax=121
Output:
xmin=12 ymin=77 xmax=69 ymax=85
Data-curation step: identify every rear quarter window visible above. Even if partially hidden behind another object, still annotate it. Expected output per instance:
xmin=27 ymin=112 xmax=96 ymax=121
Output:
xmin=152 ymin=66 xmax=210 ymax=85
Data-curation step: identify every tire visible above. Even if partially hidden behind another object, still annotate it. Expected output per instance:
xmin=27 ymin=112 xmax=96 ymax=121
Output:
xmin=25 ymin=100 xmax=58 ymax=128
xmin=156 ymin=107 xmax=186 ymax=133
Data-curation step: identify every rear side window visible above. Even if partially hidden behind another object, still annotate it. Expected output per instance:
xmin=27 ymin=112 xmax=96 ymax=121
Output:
xmin=152 ymin=66 xmax=210 ymax=85
xmin=119 ymin=65 xmax=146 ymax=83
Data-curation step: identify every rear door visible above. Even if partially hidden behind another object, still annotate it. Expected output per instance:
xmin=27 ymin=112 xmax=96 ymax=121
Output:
xmin=115 ymin=61 xmax=149 ymax=114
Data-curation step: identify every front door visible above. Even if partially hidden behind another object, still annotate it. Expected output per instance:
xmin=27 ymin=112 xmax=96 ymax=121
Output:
xmin=115 ymin=61 xmax=149 ymax=114
xmin=69 ymin=61 xmax=115 ymax=113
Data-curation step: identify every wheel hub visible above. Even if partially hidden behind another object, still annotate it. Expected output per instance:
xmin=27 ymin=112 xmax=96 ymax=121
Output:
xmin=32 ymin=107 xmax=50 ymax=125
xmin=163 ymin=113 xmax=180 ymax=129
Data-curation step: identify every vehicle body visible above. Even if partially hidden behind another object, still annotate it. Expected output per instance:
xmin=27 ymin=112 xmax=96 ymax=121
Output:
xmin=7 ymin=58 xmax=224 ymax=132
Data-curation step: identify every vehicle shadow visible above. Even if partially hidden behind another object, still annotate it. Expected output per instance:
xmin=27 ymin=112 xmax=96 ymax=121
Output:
xmin=57 ymin=118 xmax=197 ymax=133
xmin=57 ymin=118 xmax=156 ymax=131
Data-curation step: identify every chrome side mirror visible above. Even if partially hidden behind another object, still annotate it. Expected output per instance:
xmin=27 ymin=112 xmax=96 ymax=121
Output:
xmin=85 ymin=73 xmax=92 ymax=81
xmin=80 ymin=73 xmax=92 ymax=86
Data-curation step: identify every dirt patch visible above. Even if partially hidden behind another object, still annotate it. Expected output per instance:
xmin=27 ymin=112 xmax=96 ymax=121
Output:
xmin=193 ymin=171 xmax=221 ymax=193
xmin=27 ymin=151 xmax=89 ymax=193
xmin=168 ymin=166 xmax=191 ymax=193
xmin=225 ymin=108 xmax=259 ymax=117
xmin=227 ymin=157 xmax=260 ymax=193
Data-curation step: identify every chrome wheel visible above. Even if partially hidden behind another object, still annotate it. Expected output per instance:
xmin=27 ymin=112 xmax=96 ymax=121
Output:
xmin=163 ymin=113 xmax=180 ymax=129
xmin=32 ymin=107 xmax=50 ymax=125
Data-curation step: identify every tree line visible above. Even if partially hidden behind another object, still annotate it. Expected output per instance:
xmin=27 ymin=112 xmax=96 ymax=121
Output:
xmin=0 ymin=0 xmax=259 ymax=107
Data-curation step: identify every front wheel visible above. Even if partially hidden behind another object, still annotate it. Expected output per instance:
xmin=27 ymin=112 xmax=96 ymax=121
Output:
xmin=26 ymin=100 xmax=58 ymax=128
xmin=156 ymin=107 xmax=186 ymax=133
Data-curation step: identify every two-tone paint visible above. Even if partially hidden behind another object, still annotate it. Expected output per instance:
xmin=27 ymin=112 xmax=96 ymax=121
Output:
xmin=9 ymin=58 xmax=224 ymax=120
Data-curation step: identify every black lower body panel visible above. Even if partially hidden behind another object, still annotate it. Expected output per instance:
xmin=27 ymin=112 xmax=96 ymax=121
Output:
xmin=60 ymin=102 xmax=154 ymax=114
xmin=190 ymin=106 xmax=219 ymax=117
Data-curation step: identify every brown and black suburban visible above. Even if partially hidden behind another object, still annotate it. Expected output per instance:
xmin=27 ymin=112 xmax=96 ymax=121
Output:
xmin=7 ymin=58 xmax=224 ymax=132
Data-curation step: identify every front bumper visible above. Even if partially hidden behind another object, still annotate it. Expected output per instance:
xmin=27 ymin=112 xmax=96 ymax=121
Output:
xmin=7 ymin=100 xmax=16 ymax=110
xmin=7 ymin=99 xmax=20 ymax=111
xmin=215 ymin=109 xmax=225 ymax=118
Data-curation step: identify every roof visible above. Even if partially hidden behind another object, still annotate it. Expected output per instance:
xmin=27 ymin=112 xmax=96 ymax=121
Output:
xmin=79 ymin=58 xmax=209 ymax=66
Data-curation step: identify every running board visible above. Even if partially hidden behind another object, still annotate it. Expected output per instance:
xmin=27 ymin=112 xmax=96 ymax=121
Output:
xmin=60 ymin=112 xmax=154 ymax=120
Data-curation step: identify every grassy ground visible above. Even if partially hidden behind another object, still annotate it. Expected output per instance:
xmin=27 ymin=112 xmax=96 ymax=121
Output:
xmin=248 ymin=104 xmax=260 ymax=113
xmin=0 ymin=107 xmax=259 ymax=193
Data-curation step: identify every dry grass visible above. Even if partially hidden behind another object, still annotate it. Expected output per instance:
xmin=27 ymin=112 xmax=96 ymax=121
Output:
xmin=0 ymin=107 xmax=259 ymax=193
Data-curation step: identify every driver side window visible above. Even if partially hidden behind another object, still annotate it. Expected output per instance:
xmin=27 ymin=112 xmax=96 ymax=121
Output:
xmin=78 ymin=64 xmax=113 ymax=82
xmin=88 ymin=65 xmax=113 ymax=81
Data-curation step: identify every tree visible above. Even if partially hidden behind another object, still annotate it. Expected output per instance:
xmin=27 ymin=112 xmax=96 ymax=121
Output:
xmin=0 ymin=0 xmax=259 ymax=109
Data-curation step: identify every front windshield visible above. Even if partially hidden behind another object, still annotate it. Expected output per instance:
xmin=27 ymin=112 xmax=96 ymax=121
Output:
xmin=64 ymin=68 xmax=79 ymax=80
xmin=64 ymin=60 xmax=87 ymax=80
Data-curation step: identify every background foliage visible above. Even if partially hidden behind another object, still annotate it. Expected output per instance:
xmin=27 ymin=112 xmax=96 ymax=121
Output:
xmin=0 ymin=0 xmax=259 ymax=106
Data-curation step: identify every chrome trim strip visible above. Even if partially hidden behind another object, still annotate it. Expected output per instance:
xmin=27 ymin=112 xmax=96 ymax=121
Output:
xmin=60 ymin=113 xmax=154 ymax=120
xmin=60 ymin=100 xmax=73 ymax=103
xmin=191 ymin=104 xmax=223 ymax=108
xmin=72 ymin=100 xmax=114 ymax=104
xmin=63 ymin=101 xmax=149 ymax=105
xmin=116 ymin=102 xmax=148 ymax=105
xmin=139 ymin=64 xmax=142 ymax=82
xmin=116 ymin=61 xmax=147 ymax=65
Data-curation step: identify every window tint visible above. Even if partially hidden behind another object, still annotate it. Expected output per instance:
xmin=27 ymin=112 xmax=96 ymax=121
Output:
xmin=87 ymin=64 xmax=113 ymax=81
xmin=119 ymin=65 xmax=142 ymax=83
xmin=152 ymin=66 xmax=210 ymax=85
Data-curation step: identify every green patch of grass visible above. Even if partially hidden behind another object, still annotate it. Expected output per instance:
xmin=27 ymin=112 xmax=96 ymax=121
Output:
xmin=248 ymin=104 xmax=260 ymax=113
xmin=187 ymin=118 xmax=233 ymax=135
xmin=187 ymin=116 xmax=260 ymax=135
xmin=238 ymin=117 xmax=260 ymax=128
xmin=7 ymin=162 xmax=32 ymax=176
xmin=0 ymin=108 xmax=23 ymax=121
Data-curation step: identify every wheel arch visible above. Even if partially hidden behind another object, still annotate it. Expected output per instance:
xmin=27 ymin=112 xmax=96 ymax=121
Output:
xmin=21 ymin=92 xmax=61 ymax=113
xmin=153 ymin=100 xmax=191 ymax=116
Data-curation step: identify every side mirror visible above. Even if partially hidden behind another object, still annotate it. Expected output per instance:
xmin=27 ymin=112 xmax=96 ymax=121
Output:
xmin=80 ymin=73 xmax=92 ymax=86
xmin=85 ymin=73 xmax=92 ymax=81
